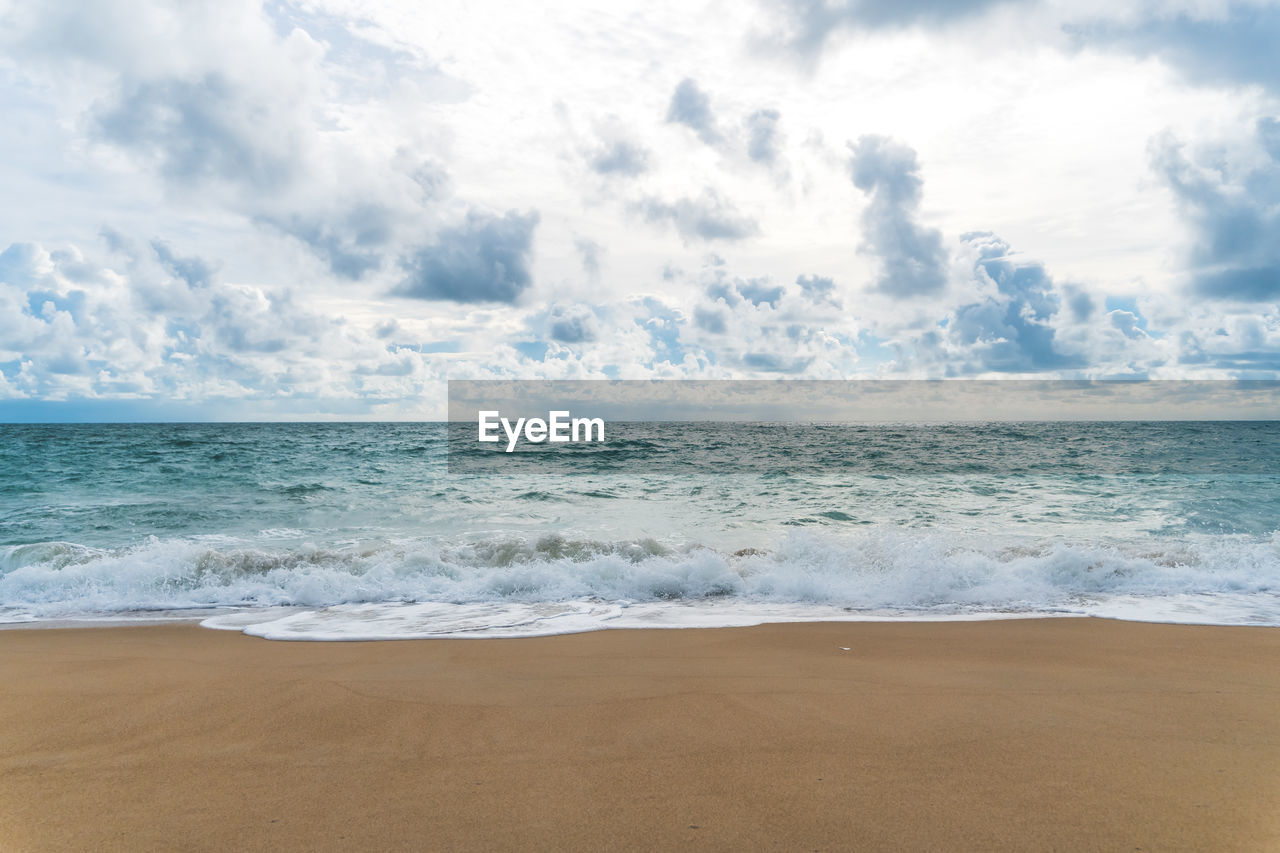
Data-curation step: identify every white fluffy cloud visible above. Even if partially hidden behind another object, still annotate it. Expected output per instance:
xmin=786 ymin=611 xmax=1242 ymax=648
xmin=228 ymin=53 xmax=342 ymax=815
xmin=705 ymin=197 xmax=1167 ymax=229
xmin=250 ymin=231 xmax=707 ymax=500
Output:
xmin=2 ymin=0 xmax=1280 ymax=418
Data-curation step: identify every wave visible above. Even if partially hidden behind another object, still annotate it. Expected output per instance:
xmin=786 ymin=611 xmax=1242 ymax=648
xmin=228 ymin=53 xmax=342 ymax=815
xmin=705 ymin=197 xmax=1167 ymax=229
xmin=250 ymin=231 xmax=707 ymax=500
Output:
xmin=4 ymin=529 xmax=1280 ymax=635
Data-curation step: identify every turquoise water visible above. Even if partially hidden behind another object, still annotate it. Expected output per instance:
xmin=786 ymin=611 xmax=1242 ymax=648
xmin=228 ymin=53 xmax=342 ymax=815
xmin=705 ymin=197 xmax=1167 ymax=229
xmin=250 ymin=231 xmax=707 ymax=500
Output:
xmin=2 ymin=422 xmax=1280 ymax=637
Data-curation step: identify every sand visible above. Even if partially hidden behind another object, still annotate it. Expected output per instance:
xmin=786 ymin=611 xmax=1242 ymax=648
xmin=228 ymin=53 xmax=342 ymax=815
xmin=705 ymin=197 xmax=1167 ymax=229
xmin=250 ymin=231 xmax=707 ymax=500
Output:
xmin=2 ymin=618 xmax=1280 ymax=851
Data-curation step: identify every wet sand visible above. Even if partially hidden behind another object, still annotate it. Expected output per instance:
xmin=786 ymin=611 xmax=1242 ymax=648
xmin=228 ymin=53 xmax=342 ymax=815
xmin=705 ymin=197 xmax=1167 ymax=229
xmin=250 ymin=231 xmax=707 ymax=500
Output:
xmin=2 ymin=618 xmax=1279 ymax=851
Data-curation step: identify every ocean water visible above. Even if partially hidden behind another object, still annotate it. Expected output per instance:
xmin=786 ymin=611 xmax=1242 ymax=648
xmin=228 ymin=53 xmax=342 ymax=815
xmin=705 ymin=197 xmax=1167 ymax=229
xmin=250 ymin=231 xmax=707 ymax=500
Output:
xmin=2 ymin=421 xmax=1280 ymax=639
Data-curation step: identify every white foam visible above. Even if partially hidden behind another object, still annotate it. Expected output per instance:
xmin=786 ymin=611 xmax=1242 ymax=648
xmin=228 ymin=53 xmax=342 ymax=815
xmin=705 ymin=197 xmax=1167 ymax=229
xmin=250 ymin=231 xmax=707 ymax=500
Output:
xmin=4 ymin=528 xmax=1280 ymax=637
xmin=200 ymin=600 xmax=1069 ymax=641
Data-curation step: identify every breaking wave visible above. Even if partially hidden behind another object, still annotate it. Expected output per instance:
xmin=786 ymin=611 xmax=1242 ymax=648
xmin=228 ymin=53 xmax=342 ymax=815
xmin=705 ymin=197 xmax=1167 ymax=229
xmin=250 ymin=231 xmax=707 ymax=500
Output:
xmin=4 ymin=529 xmax=1280 ymax=636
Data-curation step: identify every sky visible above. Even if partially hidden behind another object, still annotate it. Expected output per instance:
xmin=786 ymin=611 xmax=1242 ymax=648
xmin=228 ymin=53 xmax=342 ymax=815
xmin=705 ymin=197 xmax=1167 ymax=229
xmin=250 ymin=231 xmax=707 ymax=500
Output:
xmin=1 ymin=0 xmax=1279 ymax=420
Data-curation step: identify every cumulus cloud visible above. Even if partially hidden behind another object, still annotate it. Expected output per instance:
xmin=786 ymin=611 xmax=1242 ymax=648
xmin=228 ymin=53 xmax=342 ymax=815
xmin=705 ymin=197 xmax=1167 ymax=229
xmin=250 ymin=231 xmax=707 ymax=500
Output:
xmin=694 ymin=306 xmax=729 ymax=334
xmin=666 ymin=78 xmax=721 ymax=146
xmin=588 ymin=139 xmax=651 ymax=177
xmin=10 ymin=0 xmax=1280 ymax=409
xmin=745 ymin=109 xmax=783 ymax=166
xmin=796 ymin=274 xmax=840 ymax=306
xmin=0 ymin=237 xmax=423 ymax=405
xmin=395 ymin=210 xmax=540 ymax=303
xmin=1174 ymin=313 xmax=1280 ymax=372
xmin=634 ymin=190 xmax=760 ymax=243
xmin=1073 ymin=6 xmax=1280 ymax=93
xmin=848 ymin=135 xmax=947 ymax=297
xmin=547 ymin=304 xmax=599 ymax=343
xmin=1 ymin=0 xmax=470 ymax=284
xmin=6 ymin=2 xmax=330 ymax=199
xmin=760 ymin=0 xmax=1027 ymax=57
xmin=575 ymin=238 xmax=604 ymax=279
xmin=943 ymin=232 xmax=1080 ymax=372
xmin=1062 ymin=285 xmax=1097 ymax=322
xmin=678 ymin=265 xmax=859 ymax=375
xmin=741 ymin=351 xmax=814 ymax=373
xmin=1150 ymin=121 xmax=1280 ymax=301
xmin=151 ymin=239 xmax=215 ymax=289
xmin=736 ymin=278 xmax=786 ymax=307
xmin=259 ymin=205 xmax=397 ymax=280
xmin=95 ymin=72 xmax=307 ymax=192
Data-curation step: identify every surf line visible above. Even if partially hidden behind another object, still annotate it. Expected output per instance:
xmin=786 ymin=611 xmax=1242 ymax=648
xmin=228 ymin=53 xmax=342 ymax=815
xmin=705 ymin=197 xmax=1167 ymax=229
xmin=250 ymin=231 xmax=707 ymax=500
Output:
xmin=477 ymin=410 xmax=605 ymax=452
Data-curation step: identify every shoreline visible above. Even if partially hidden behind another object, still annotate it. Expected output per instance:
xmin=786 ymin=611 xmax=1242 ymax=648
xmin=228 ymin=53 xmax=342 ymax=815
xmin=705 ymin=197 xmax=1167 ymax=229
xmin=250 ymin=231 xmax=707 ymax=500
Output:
xmin=3 ymin=618 xmax=1279 ymax=850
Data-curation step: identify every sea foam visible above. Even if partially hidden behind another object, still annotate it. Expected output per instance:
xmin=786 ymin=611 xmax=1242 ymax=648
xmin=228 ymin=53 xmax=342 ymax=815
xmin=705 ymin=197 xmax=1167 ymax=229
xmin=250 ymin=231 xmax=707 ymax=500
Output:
xmin=4 ymin=528 xmax=1280 ymax=635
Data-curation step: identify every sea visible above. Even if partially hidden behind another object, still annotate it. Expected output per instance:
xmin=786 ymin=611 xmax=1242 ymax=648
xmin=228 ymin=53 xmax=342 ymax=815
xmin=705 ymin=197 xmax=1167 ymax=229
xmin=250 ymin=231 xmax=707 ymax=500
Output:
xmin=2 ymin=421 xmax=1280 ymax=639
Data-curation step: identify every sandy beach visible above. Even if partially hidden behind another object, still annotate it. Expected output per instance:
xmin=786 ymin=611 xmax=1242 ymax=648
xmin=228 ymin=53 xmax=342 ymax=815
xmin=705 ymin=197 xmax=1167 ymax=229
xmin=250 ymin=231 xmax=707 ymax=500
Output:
xmin=2 ymin=618 xmax=1279 ymax=851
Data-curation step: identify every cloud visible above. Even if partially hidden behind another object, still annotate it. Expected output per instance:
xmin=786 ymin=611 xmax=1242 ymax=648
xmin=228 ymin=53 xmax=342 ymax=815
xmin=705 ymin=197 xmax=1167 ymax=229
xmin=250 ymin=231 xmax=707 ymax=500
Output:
xmin=0 ymin=237 xmax=421 ymax=405
xmin=259 ymin=205 xmax=396 ymax=280
xmin=395 ymin=210 xmax=540 ymax=303
xmin=666 ymin=78 xmax=721 ymax=146
xmin=547 ymin=304 xmax=598 ymax=343
xmin=848 ymin=135 xmax=947 ymax=297
xmin=796 ymin=274 xmax=840 ymax=306
xmin=704 ymin=275 xmax=785 ymax=308
xmin=634 ymin=190 xmax=760 ymax=243
xmin=7 ymin=2 xmax=330 ymax=198
xmin=409 ymin=160 xmax=451 ymax=202
xmin=1073 ymin=6 xmax=1280 ymax=93
xmin=1062 ymin=285 xmax=1096 ymax=322
xmin=95 ymin=72 xmax=306 ymax=192
xmin=1150 ymin=121 xmax=1280 ymax=301
xmin=944 ymin=232 xmax=1081 ymax=372
xmin=150 ymin=240 xmax=215 ymax=289
xmin=588 ymin=139 xmax=651 ymax=177
xmin=575 ymin=238 xmax=604 ymax=279
xmin=741 ymin=351 xmax=814 ymax=373
xmin=694 ymin=306 xmax=729 ymax=334
xmin=736 ymin=278 xmax=785 ymax=307
xmin=0 ymin=0 xmax=469 ymax=287
xmin=1173 ymin=313 xmax=1280 ymax=372
xmin=760 ymin=0 xmax=1027 ymax=57
xmin=745 ymin=109 xmax=783 ymax=166
xmin=1261 ymin=117 xmax=1280 ymax=160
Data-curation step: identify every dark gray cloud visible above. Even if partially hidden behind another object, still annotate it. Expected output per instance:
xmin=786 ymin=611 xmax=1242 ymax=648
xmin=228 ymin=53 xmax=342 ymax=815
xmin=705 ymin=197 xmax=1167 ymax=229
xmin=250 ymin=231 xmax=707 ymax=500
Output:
xmin=588 ymin=139 xmax=651 ymax=176
xmin=395 ymin=210 xmax=540 ymax=303
xmin=95 ymin=73 xmax=298 ymax=191
xmin=705 ymin=276 xmax=783 ymax=307
xmin=694 ymin=306 xmax=729 ymax=333
xmin=547 ymin=305 xmax=598 ymax=343
xmin=763 ymin=0 xmax=1026 ymax=57
xmin=742 ymin=351 xmax=814 ymax=372
xmin=1151 ymin=122 xmax=1280 ymax=301
xmin=796 ymin=273 xmax=840 ymax=306
xmin=635 ymin=190 xmax=760 ymax=242
xmin=1072 ymin=7 xmax=1280 ymax=93
xmin=737 ymin=278 xmax=785 ymax=307
xmin=948 ymin=231 xmax=1080 ymax=371
xmin=745 ymin=109 xmax=783 ymax=165
xmin=151 ymin=240 xmax=215 ymax=288
xmin=666 ymin=78 xmax=721 ymax=146
xmin=1063 ymin=286 xmax=1096 ymax=322
xmin=848 ymin=135 xmax=947 ymax=297
xmin=261 ymin=204 xmax=395 ymax=280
